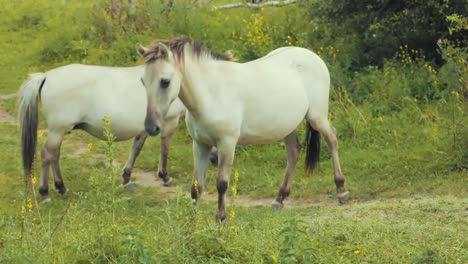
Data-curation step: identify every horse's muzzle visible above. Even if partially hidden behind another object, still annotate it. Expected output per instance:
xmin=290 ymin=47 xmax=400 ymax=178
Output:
xmin=145 ymin=109 xmax=162 ymax=136
xmin=145 ymin=117 xmax=161 ymax=136
xmin=145 ymin=124 xmax=160 ymax=136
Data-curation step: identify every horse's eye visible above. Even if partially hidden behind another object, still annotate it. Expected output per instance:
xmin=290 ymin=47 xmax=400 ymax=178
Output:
xmin=160 ymin=79 xmax=170 ymax=89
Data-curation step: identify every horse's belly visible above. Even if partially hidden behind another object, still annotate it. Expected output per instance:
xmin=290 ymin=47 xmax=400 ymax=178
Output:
xmin=238 ymin=93 xmax=308 ymax=144
xmin=82 ymin=117 xmax=144 ymax=141
xmin=238 ymin=113 xmax=305 ymax=144
xmin=106 ymin=112 xmax=145 ymax=140
xmin=83 ymin=102 xmax=146 ymax=141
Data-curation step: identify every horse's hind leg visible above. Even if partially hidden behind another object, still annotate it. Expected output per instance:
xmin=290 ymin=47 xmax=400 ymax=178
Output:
xmin=272 ymin=130 xmax=301 ymax=209
xmin=122 ymin=132 xmax=148 ymax=185
xmin=190 ymin=140 xmax=212 ymax=202
xmin=309 ymin=117 xmax=349 ymax=203
xmin=157 ymin=134 xmax=174 ymax=186
xmin=40 ymin=130 xmax=65 ymax=202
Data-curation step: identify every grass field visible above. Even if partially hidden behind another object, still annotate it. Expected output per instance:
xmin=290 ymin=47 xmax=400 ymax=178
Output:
xmin=0 ymin=0 xmax=467 ymax=263
xmin=0 ymin=102 xmax=466 ymax=262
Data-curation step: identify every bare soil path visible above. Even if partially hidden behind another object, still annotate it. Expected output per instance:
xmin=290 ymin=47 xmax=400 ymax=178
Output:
xmin=0 ymin=93 xmax=16 ymax=123
xmin=131 ymin=170 xmax=338 ymax=208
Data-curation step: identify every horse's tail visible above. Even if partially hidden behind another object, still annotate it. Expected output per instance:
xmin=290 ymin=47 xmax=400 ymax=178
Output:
xmin=18 ymin=73 xmax=46 ymax=177
xmin=304 ymin=122 xmax=320 ymax=174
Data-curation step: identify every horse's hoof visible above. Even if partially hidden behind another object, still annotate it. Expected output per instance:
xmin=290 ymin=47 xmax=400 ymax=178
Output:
xmin=55 ymin=182 xmax=66 ymax=195
xmin=122 ymin=169 xmax=131 ymax=185
xmin=162 ymin=177 xmax=173 ymax=187
xmin=40 ymin=196 xmax=51 ymax=204
xmin=271 ymin=200 xmax=283 ymax=210
xmin=123 ymin=182 xmax=137 ymax=191
xmin=338 ymin=191 xmax=350 ymax=204
xmin=216 ymin=213 xmax=226 ymax=223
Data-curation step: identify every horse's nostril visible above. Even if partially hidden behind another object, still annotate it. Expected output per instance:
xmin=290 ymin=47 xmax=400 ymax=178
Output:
xmin=145 ymin=124 xmax=160 ymax=136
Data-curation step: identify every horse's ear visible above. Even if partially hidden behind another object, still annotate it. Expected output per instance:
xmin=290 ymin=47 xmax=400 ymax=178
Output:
xmin=156 ymin=42 xmax=170 ymax=60
xmin=137 ymin=45 xmax=148 ymax=57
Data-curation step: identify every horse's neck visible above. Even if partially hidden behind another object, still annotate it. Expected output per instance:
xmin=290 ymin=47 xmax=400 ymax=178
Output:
xmin=178 ymin=59 xmax=214 ymax=116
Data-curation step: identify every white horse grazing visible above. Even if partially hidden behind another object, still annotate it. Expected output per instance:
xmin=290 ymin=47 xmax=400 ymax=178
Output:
xmin=138 ymin=37 xmax=350 ymax=222
xmin=19 ymin=64 xmax=217 ymax=203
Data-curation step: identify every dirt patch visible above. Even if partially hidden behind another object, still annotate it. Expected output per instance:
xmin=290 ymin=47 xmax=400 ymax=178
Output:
xmin=132 ymin=170 xmax=178 ymax=197
xmin=0 ymin=93 xmax=17 ymax=123
xmin=71 ymin=146 xmax=89 ymax=156
xmin=0 ymin=93 xmax=16 ymax=100
xmin=131 ymin=170 xmax=338 ymax=208
xmin=0 ymin=110 xmax=16 ymax=123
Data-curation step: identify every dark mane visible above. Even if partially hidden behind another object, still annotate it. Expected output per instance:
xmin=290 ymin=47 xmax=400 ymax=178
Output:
xmin=142 ymin=36 xmax=233 ymax=64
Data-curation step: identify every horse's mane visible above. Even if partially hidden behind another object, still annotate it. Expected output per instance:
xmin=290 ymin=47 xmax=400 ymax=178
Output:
xmin=142 ymin=36 xmax=234 ymax=64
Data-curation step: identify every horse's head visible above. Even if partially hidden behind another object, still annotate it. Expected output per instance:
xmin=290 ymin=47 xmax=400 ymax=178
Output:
xmin=137 ymin=42 xmax=182 ymax=136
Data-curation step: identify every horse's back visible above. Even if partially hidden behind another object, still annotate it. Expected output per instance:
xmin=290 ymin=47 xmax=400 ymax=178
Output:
xmin=40 ymin=64 xmax=147 ymax=140
xmin=256 ymin=46 xmax=329 ymax=81
xmin=257 ymin=46 xmax=331 ymax=116
xmin=227 ymin=47 xmax=331 ymax=143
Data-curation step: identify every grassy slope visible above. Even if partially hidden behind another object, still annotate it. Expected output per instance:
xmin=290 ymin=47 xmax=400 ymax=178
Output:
xmin=0 ymin=119 xmax=466 ymax=262
xmin=0 ymin=0 xmax=466 ymax=263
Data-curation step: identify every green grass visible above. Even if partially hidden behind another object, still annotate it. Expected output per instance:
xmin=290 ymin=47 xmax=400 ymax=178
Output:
xmin=1 ymin=173 xmax=466 ymax=263
xmin=0 ymin=0 xmax=466 ymax=262
xmin=0 ymin=111 xmax=467 ymax=262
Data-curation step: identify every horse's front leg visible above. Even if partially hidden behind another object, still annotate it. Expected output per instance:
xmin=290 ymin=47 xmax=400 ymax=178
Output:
xmin=158 ymin=135 xmax=174 ymax=186
xmin=214 ymin=138 xmax=237 ymax=223
xmin=191 ymin=140 xmax=212 ymax=203
xmin=122 ymin=132 xmax=147 ymax=186
xmin=157 ymin=115 xmax=180 ymax=186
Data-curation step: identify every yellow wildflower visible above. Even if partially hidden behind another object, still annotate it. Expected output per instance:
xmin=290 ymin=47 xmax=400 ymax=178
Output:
xmin=354 ymin=249 xmax=360 ymax=255
xmin=37 ymin=130 xmax=45 ymax=137
xmin=20 ymin=206 xmax=26 ymax=221
xmin=27 ymin=198 xmax=33 ymax=211
xmin=229 ymin=207 xmax=235 ymax=219
xmin=87 ymin=143 xmax=93 ymax=151
xmin=231 ymin=185 xmax=237 ymax=196
xmin=193 ymin=179 xmax=199 ymax=197
xmin=31 ymin=176 xmax=37 ymax=186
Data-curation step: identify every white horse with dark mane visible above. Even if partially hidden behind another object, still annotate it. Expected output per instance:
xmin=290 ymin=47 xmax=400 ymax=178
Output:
xmin=138 ymin=37 xmax=350 ymax=222
xmin=18 ymin=63 xmax=217 ymax=203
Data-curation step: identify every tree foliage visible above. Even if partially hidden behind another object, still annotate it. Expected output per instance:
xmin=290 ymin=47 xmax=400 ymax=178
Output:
xmin=307 ymin=0 xmax=468 ymax=67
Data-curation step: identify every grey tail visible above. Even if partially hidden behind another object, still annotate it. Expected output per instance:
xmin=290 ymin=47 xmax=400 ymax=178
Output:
xmin=18 ymin=73 xmax=46 ymax=176
xmin=304 ymin=122 xmax=320 ymax=174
